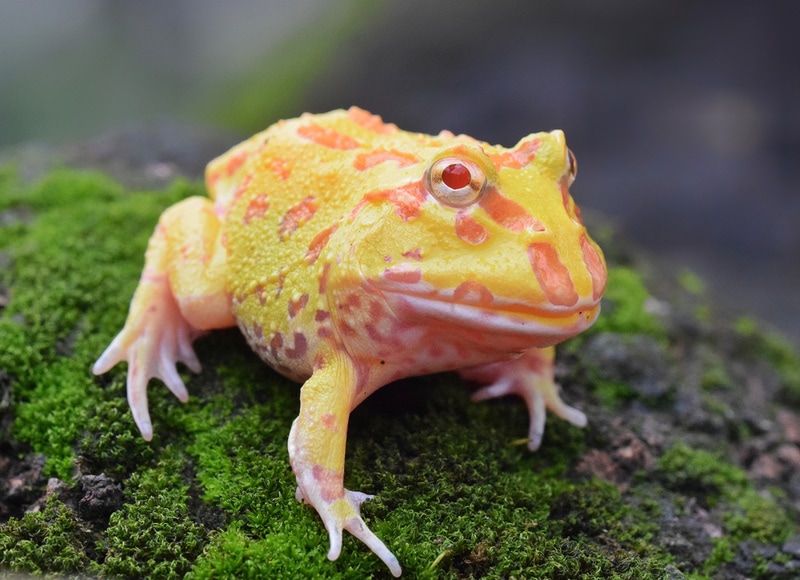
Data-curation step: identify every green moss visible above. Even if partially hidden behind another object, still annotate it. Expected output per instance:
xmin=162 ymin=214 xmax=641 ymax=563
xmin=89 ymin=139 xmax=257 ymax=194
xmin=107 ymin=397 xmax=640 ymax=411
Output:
xmin=581 ymin=266 xmax=668 ymax=342
xmin=658 ymin=442 xmax=792 ymax=573
xmin=679 ymin=269 xmax=706 ymax=296
xmin=0 ymin=167 xmax=200 ymax=478
xmin=78 ymin=398 xmax=156 ymax=479
xmin=0 ymin=495 xmax=91 ymax=575
xmin=700 ymin=361 xmax=733 ymax=391
xmin=592 ymin=377 xmax=638 ymax=409
xmin=101 ymin=449 xmax=208 ymax=578
xmin=658 ymin=443 xmax=750 ymax=505
xmin=735 ymin=316 xmax=800 ymax=404
xmin=181 ymin=373 xmax=673 ymax=577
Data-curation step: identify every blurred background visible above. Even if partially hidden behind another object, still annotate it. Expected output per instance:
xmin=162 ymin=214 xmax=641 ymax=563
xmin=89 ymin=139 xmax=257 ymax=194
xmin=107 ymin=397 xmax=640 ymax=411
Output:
xmin=1 ymin=0 xmax=797 ymax=344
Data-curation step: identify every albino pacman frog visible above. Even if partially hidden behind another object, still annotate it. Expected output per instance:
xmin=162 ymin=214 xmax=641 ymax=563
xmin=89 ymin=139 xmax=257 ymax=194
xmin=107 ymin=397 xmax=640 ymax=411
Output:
xmin=94 ymin=107 xmax=607 ymax=576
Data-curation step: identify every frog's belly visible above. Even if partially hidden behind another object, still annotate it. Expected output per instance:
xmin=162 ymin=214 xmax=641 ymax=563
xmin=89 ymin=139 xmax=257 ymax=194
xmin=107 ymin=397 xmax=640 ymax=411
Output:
xmin=236 ymin=317 xmax=314 ymax=383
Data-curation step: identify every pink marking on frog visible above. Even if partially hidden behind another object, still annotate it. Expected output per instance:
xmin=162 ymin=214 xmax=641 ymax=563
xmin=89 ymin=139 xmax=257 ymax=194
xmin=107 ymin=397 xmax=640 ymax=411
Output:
xmin=243 ymin=193 xmax=270 ymax=224
xmin=383 ymin=268 xmax=422 ymax=284
xmin=280 ymin=196 xmax=318 ymax=240
xmin=269 ymin=333 xmax=283 ymax=358
xmin=347 ymin=107 xmax=397 ymax=134
xmin=312 ymin=465 xmax=345 ymax=502
xmin=454 ymin=212 xmax=489 ymax=245
xmin=305 ymin=225 xmax=337 ymax=265
xmin=479 ymin=188 xmax=545 ymax=233
xmin=267 ymin=157 xmax=291 ymax=180
xmin=254 ymin=283 xmax=268 ymax=305
xmin=315 ymin=309 xmax=330 ymax=322
xmin=321 ymin=413 xmax=338 ymax=432
xmin=340 ymin=294 xmax=361 ymax=313
xmin=353 ymin=149 xmax=419 ymax=170
xmin=288 ymin=294 xmax=309 ymax=318
xmin=276 ymin=272 xmax=286 ymax=299
xmin=318 ymin=262 xmax=331 ymax=295
xmin=340 ymin=321 xmax=357 ymax=337
xmin=317 ymin=327 xmax=333 ymax=339
xmin=369 ymin=299 xmax=386 ymax=320
xmin=402 ymin=248 xmax=423 ymax=261
xmin=225 ymin=150 xmax=248 ymax=176
xmin=285 ymin=333 xmax=308 ymax=359
xmin=488 ymin=138 xmax=540 ymax=170
xmin=352 ymin=181 xmax=426 ymax=222
xmin=141 ymin=268 xmax=165 ymax=284
xmin=297 ymin=123 xmax=361 ymax=150
xmin=365 ymin=324 xmax=383 ymax=341
xmin=453 ymin=280 xmax=494 ymax=306
xmin=527 ymin=242 xmax=579 ymax=307
xmin=580 ymin=234 xmax=607 ymax=301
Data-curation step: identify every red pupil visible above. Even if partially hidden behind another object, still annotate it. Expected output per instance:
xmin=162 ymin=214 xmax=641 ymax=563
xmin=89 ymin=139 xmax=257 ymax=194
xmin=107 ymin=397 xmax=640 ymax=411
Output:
xmin=441 ymin=163 xmax=471 ymax=189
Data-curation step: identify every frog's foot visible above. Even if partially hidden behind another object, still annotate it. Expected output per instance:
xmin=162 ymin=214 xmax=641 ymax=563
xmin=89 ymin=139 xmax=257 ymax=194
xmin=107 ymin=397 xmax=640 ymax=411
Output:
xmin=460 ymin=347 xmax=586 ymax=451
xmin=93 ymin=276 xmax=202 ymax=440
xmin=295 ymin=483 xmax=402 ymax=577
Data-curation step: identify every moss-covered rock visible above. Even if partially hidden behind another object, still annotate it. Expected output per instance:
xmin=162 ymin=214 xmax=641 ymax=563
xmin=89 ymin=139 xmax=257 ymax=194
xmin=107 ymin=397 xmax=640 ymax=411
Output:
xmin=1 ymin=129 xmax=799 ymax=578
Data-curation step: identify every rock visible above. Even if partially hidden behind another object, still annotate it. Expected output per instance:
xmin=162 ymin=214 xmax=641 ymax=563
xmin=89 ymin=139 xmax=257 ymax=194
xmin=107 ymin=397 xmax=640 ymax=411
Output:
xmin=77 ymin=474 xmax=124 ymax=521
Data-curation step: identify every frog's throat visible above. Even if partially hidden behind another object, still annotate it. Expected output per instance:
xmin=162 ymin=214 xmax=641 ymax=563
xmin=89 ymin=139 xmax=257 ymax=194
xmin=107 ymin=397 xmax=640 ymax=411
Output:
xmin=378 ymin=289 xmax=600 ymax=343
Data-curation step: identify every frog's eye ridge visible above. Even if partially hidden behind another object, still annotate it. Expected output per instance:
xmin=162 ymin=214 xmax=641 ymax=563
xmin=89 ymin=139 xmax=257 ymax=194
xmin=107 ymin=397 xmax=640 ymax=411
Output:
xmin=428 ymin=158 xmax=486 ymax=207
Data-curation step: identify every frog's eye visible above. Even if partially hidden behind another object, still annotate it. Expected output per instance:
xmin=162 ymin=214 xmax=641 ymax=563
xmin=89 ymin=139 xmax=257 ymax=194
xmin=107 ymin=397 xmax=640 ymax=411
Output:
xmin=567 ymin=148 xmax=578 ymax=186
xmin=427 ymin=158 xmax=486 ymax=207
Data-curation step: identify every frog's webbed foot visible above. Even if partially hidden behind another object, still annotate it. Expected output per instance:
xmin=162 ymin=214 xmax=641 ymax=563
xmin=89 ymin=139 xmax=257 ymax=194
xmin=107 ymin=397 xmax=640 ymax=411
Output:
xmin=93 ymin=275 xmax=202 ymax=440
xmin=295 ymin=484 xmax=401 ymax=577
xmin=460 ymin=347 xmax=586 ymax=451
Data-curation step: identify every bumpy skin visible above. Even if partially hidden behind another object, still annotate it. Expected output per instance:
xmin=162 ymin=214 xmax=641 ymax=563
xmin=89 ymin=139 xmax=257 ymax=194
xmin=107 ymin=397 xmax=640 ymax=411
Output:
xmin=94 ymin=108 xmax=607 ymax=576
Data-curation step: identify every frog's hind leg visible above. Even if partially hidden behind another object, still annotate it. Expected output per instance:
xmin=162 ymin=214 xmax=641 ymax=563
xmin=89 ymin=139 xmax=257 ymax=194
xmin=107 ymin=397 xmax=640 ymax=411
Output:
xmin=288 ymin=353 xmax=402 ymax=577
xmin=459 ymin=347 xmax=587 ymax=451
xmin=93 ymin=196 xmax=235 ymax=440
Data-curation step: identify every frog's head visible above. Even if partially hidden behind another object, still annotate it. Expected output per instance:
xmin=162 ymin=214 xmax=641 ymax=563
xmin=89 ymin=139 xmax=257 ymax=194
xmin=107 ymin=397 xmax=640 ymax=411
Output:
xmin=349 ymin=130 xmax=607 ymax=349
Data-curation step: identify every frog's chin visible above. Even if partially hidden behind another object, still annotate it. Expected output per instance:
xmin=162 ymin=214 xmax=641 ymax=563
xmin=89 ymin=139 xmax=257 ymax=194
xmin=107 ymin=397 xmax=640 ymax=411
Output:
xmin=380 ymin=290 xmax=601 ymax=347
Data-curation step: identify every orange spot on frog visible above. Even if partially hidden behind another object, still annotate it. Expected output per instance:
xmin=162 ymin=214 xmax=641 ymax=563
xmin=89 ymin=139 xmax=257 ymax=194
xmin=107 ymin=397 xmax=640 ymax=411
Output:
xmin=298 ymin=123 xmax=361 ymax=150
xmin=280 ymin=196 xmax=318 ymax=239
xmin=454 ymin=212 xmax=489 ymax=245
xmin=243 ymin=193 xmax=270 ymax=224
xmin=354 ymin=149 xmax=419 ymax=170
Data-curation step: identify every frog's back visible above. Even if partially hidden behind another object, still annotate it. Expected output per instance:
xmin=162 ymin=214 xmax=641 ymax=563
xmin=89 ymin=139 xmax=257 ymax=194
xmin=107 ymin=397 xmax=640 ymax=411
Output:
xmin=206 ymin=108 xmax=458 ymax=266
xmin=204 ymin=108 xmax=470 ymax=375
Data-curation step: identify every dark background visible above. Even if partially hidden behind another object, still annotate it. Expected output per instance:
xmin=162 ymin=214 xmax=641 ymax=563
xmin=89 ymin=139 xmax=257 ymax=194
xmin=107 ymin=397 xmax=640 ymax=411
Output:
xmin=1 ymin=0 xmax=797 ymax=344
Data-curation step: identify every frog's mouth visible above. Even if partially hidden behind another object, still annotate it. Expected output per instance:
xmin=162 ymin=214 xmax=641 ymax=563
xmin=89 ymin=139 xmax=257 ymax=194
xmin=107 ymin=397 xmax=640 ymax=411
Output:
xmin=376 ymin=286 xmax=601 ymax=346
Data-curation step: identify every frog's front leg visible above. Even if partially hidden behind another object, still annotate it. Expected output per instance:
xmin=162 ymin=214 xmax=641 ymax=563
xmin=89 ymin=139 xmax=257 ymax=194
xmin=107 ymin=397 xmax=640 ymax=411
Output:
xmin=288 ymin=353 xmax=402 ymax=577
xmin=93 ymin=197 xmax=235 ymax=440
xmin=460 ymin=347 xmax=587 ymax=451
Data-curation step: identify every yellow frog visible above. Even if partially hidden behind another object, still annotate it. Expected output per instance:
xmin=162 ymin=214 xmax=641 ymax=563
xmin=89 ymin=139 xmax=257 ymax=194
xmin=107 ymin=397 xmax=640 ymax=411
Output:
xmin=94 ymin=107 xmax=606 ymax=576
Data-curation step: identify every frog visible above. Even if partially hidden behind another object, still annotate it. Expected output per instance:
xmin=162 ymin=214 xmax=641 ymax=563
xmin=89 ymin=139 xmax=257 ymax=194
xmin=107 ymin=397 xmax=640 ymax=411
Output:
xmin=93 ymin=107 xmax=607 ymax=576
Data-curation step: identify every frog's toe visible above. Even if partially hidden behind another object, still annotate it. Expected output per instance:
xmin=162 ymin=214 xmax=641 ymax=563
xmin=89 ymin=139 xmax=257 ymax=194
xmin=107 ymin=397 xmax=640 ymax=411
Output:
xmin=127 ymin=363 xmax=154 ymax=441
xmin=92 ymin=334 xmax=124 ymax=376
xmin=342 ymin=505 xmax=402 ymax=577
xmin=301 ymin=485 xmax=401 ymax=577
xmin=159 ymin=351 xmax=190 ymax=403
xmin=175 ymin=323 xmax=203 ymax=374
